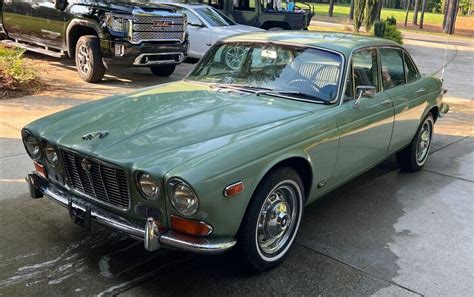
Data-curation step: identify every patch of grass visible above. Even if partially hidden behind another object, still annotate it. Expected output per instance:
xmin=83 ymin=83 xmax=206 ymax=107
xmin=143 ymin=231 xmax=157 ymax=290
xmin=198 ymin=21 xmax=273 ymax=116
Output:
xmin=0 ymin=45 xmax=45 ymax=99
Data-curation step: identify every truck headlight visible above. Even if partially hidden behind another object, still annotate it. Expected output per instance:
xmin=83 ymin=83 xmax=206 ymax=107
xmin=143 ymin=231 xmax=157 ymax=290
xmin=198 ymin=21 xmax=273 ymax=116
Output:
xmin=169 ymin=179 xmax=199 ymax=216
xmin=22 ymin=130 xmax=41 ymax=160
xmin=44 ymin=142 xmax=59 ymax=167
xmin=105 ymin=13 xmax=130 ymax=33
xmin=137 ymin=173 xmax=160 ymax=200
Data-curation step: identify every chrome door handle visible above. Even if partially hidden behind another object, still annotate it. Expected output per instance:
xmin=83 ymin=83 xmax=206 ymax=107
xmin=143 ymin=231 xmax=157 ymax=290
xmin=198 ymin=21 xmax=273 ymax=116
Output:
xmin=416 ymin=88 xmax=426 ymax=93
xmin=380 ymin=100 xmax=392 ymax=107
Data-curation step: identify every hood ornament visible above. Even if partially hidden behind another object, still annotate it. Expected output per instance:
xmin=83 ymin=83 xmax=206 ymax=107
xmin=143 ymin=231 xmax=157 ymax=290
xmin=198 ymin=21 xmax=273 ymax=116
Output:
xmin=81 ymin=159 xmax=92 ymax=172
xmin=82 ymin=131 xmax=109 ymax=141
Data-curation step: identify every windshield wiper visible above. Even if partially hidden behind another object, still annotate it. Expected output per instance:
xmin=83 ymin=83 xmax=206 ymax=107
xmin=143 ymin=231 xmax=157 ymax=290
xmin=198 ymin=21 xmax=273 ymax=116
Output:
xmin=210 ymin=83 xmax=272 ymax=94
xmin=257 ymin=90 xmax=330 ymax=104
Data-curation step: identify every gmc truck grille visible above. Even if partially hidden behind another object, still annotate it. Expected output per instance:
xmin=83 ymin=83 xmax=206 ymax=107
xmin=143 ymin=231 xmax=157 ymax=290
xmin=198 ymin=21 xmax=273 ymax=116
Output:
xmin=62 ymin=150 xmax=130 ymax=210
xmin=131 ymin=15 xmax=185 ymax=44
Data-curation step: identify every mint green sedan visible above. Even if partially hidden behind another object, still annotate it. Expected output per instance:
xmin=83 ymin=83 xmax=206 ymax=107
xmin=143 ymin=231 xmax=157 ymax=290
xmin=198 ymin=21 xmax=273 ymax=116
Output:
xmin=23 ymin=32 xmax=449 ymax=271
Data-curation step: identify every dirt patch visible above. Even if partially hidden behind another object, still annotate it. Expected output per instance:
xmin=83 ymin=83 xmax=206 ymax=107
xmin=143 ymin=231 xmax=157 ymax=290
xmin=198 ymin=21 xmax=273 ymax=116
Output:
xmin=0 ymin=69 xmax=47 ymax=100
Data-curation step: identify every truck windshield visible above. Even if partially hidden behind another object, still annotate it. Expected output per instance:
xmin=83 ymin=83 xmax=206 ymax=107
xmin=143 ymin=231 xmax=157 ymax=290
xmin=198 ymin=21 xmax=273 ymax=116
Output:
xmin=187 ymin=42 xmax=343 ymax=103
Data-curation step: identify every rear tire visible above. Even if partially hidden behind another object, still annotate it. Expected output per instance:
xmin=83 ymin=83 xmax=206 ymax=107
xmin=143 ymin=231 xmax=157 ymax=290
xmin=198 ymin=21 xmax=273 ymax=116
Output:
xmin=396 ymin=113 xmax=434 ymax=172
xmin=237 ymin=167 xmax=304 ymax=272
xmin=149 ymin=64 xmax=176 ymax=77
xmin=75 ymin=35 xmax=105 ymax=83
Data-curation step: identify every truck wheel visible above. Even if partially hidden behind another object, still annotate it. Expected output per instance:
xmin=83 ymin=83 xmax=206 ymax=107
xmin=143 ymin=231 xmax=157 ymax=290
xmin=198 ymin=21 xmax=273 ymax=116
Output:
xmin=149 ymin=64 xmax=176 ymax=77
xmin=237 ymin=167 xmax=304 ymax=272
xmin=396 ymin=113 xmax=434 ymax=172
xmin=75 ymin=35 xmax=105 ymax=83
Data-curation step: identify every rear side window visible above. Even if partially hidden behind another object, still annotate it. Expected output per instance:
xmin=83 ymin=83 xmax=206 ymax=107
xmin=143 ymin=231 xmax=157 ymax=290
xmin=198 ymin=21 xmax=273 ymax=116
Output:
xmin=380 ymin=48 xmax=405 ymax=89
xmin=403 ymin=52 xmax=420 ymax=83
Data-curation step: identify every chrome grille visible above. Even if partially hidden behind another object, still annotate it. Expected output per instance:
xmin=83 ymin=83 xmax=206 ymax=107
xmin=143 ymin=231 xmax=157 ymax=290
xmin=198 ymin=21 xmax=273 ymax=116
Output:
xmin=62 ymin=150 xmax=130 ymax=209
xmin=131 ymin=15 xmax=185 ymax=44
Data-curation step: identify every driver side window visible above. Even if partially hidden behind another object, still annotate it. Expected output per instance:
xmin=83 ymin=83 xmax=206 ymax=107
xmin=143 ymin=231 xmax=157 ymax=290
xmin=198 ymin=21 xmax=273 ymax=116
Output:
xmin=344 ymin=48 xmax=379 ymax=101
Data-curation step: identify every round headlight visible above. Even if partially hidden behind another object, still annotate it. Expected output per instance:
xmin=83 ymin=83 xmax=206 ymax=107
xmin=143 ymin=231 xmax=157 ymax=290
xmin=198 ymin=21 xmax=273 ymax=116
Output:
xmin=44 ymin=143 xmax=59 ymax=167
xmin=170 ymin=180 xmax=199 ymax=216
xmin=24 ymin=133 xmax=41 ymax=160
xmin=137 ymin=173 xmax=160 ymax=200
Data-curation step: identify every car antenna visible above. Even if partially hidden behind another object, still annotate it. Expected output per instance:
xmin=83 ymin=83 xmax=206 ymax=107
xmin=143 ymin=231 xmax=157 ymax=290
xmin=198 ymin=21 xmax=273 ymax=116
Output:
xmin=441 ymin=34 xmax=450 ymax=82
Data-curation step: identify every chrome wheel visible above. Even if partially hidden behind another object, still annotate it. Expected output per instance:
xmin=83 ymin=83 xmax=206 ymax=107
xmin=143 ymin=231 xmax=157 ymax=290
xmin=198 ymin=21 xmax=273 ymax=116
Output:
xmin=416 ymin=118 xmax=433 ymax=165
xmin=77 ymin=44 xmax=91 ymax=75
xmin=256 ymin=180 xmax=302 ymax=260
xmin=224 ymin=47 xmax=245 ymax=70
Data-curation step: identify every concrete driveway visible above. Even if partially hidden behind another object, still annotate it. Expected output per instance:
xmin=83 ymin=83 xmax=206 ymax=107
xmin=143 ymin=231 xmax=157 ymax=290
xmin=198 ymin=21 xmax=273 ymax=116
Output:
xmin=0 ymin=33 xmax=473 ymax=296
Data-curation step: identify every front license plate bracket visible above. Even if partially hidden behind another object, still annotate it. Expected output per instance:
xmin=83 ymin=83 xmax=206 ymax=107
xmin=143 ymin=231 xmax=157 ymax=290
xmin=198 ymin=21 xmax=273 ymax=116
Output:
xmin=68 ymin=201 xmax=91 ymax=230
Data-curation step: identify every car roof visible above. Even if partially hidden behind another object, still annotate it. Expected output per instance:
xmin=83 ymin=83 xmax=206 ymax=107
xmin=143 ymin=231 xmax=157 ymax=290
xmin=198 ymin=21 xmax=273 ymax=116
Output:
xmin=221 ymin=32 xmax=402 ymax=57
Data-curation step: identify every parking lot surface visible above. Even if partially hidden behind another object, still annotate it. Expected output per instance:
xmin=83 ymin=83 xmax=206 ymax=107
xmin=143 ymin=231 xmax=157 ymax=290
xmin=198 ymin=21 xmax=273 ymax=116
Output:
xmin=0 ymin=32 xmax=473 ymax=296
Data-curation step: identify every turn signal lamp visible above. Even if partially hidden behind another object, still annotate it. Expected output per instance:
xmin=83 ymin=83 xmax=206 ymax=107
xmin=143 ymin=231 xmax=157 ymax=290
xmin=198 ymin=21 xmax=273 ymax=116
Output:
xmin=170 ymin=215 xmax=213 ymax=237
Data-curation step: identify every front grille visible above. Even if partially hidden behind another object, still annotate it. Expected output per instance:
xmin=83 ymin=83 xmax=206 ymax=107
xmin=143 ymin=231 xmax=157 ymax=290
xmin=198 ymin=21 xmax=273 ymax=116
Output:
xmin=62 ymin=150 xmax=130 ymax=209
xmin=130 ymin=15 xmax=185 ymax=44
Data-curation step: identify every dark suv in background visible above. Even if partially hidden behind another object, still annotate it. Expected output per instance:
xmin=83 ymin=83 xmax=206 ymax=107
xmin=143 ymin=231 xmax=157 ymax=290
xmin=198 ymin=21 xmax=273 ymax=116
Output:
xmin=0 ymin=0 xmax=188 ymax=82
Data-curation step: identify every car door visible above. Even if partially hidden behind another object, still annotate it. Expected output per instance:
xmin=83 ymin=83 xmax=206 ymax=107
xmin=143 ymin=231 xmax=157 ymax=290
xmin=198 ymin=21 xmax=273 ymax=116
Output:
xmin=332 ymin=48 xmax=395 ymax=181
xmin=380 ymin=48 xmax=427 ymax=154
xmin=2 ymin=0 xmax=36 ymax=42
xmin=31 ymin=0 xmax=68 ymax=48
xmin=179 ymin=7 xmax=211 ymax=58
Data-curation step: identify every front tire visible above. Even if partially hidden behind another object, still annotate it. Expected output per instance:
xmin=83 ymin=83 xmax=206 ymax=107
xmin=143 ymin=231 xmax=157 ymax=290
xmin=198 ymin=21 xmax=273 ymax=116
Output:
xmin=149 ymin=64 xmax=176 ymax=77
xmin=396 ymin=113 xmax=434 ymax=172
xmin=237 ymin=167 xmax=304 ymax=272
xmin=75 ymin=35 xmax=106 ymax=83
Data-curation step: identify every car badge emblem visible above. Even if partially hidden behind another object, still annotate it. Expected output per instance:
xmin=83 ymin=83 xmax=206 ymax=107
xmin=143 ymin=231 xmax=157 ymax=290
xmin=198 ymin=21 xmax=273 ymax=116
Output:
xmin=82 ymin=131 xmax=109 ymax=141
xmin=81 ymin=159 xmax=92 ymax=172
xmin=152 ymin=20 xmax=174 ymax=28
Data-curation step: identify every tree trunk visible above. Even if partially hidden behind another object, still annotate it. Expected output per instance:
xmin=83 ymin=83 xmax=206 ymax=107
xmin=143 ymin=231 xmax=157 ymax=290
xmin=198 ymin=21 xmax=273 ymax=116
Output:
xmin=354 ymin=0 xmax=366 ymax=32
xmin=444 ymin=0 xmax=459 ymax=34
xmin=412 ymin=0 xmax=419 ymax=25
xmin=376 ymin=0 xmax=383 ymax=20
xmin=329 ymin=0 xmax=335 ymax=17
xmin=443 ymin=0 xmax=450 ymax=28
xmin=419 ymin=0 xmax=428 ymax=29
xmin=349 ymin=0 xmax=355 ymax=20
xmin=404 ymin=0 xmax=411 ymax=27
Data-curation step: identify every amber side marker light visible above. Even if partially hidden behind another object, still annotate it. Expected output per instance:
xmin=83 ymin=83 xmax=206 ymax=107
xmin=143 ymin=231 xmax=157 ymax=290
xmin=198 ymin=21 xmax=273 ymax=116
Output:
xmin=169 ymin=215 xmax=213 ymax=237
xmin=34 ymin=161 xmax=47 ymax=179
xmin=224 ymin=181 xmax=244 ymax=197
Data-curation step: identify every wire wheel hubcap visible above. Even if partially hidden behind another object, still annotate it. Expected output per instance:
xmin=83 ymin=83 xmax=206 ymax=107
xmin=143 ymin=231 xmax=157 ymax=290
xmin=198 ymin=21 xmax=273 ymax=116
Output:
xmin=257 ymin=182 xmax=299 ymax=256
xmin=416 ymin=119 xmax=432 ymax=165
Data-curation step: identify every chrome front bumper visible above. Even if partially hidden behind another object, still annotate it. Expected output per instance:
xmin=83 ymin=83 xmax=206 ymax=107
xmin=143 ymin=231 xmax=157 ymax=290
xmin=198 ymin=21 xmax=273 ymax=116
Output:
xmin=27 ymin=173 xmax=236 ymax=254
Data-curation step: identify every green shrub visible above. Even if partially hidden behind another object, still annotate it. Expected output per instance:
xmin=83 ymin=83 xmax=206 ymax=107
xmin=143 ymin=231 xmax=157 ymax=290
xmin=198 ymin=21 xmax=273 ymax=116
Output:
xmin=386 ymin=15 xmax=397 ymax=26
xmin=384 ymin=24 xmax=403 ymax=44
xmin=0 ymin=47 xmax=39 ymax=83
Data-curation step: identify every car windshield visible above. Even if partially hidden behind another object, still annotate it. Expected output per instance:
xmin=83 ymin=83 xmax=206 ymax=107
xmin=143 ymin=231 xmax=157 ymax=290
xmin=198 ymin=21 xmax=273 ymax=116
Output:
xmin=187 ymin=42 xmax=343 ymax=103
xmin=195 ymin=7 xmax=236 ymax=26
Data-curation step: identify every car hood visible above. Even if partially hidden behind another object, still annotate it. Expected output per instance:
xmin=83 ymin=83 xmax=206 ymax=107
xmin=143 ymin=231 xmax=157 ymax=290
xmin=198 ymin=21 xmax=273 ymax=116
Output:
xmin=211 ymin=24 xmax=264 ymax=35
xmin=28 ymin=81 xmax=313 ymax=171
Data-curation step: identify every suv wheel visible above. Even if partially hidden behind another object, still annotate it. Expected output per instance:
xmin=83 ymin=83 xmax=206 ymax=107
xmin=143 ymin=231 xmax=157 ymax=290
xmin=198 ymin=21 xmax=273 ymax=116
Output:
xmin=75 ymin=35 xmax=105 ymax=83
xmin=149 ymin=64 xmax=176 ymax=77
xmin=396 ymin=113 xmax=434 ymax=172
xmin=237 ymin=167 xmax=304 ymax=272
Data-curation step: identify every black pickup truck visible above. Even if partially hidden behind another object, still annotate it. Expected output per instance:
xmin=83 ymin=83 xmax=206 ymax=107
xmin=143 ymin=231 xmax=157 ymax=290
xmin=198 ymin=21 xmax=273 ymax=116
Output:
xmin=0 ymin=0 xmax=188 ymax=82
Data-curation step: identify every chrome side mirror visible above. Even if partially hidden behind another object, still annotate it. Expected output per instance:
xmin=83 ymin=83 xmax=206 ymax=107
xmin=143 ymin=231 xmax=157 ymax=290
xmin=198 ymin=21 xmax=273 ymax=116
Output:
xmin=354 ymin=85 xmax=376 ymax=107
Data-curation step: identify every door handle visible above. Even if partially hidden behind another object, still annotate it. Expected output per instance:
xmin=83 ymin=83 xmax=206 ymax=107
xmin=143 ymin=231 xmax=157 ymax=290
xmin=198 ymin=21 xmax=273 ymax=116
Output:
xmin=380 ymin=100 xmax=392 ymax=107
xmin=416 ymin=88 xmax=426 ymax=93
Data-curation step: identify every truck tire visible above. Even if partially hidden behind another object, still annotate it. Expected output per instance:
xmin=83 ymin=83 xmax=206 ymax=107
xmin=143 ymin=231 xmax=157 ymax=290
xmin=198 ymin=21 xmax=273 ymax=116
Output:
xmin=149 ymin=64 xmax=176 ymax=77
xmin=75 ymin=35 xmax=105 ymax=83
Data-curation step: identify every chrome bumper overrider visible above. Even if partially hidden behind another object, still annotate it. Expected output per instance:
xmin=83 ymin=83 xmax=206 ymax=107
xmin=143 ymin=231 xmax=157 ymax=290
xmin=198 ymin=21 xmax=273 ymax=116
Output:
xmin=27 ymin=173 xmax=236 ymax=254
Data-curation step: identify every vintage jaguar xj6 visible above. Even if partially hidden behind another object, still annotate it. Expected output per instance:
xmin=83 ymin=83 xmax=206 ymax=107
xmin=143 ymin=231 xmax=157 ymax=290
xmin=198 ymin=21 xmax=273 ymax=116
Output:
xmin=24 ymin=32 xmax=449 ymax=271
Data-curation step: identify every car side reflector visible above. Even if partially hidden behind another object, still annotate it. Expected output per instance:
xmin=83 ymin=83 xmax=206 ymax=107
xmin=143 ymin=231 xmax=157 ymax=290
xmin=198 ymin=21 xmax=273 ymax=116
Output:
xmin=34 ymin=161 xmax=47 ymax=179
xmin=169 ymin=215 xmax=213 ymax=237
xmin=224 ymin=181 xmax=244 ymax=197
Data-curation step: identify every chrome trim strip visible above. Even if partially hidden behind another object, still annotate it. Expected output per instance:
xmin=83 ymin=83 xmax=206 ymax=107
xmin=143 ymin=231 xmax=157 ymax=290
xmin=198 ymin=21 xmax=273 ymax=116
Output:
xmin=33 ymin=174 xmax=236 ymax=254
xmin=133 ymin=52 xmax=184 ymax=66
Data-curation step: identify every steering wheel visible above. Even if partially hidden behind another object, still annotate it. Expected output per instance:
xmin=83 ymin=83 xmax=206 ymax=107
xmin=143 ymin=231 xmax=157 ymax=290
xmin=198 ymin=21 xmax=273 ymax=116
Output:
xmin=288 ymin=79 xmax=321 ymax=94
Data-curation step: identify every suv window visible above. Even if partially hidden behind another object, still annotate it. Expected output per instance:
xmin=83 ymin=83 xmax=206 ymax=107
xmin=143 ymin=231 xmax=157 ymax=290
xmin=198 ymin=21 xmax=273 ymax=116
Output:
xmin=178 ymin=8 xmax=201 ymax=25
xmin=345 ymin=48 xmax=378 ymax=101
xmin=403 ymin=52 xmax=420 ymax=83
xmin=234 ymin=0 xmax=255 ymax=11
xmin=380 ymin=48 xmax=405 ymax=89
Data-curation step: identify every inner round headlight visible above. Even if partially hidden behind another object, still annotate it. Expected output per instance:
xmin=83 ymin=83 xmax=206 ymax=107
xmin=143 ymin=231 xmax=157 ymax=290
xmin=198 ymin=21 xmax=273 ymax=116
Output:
xmin=44 ymin=143 xmax=59 ymax=167
xmin=24 ymin=133 xmax=41 ymax=160
xmin=137 ymin=173 xmax=160 ymax=200
xmin=170 ymin=180 xmax=199 ymax=216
